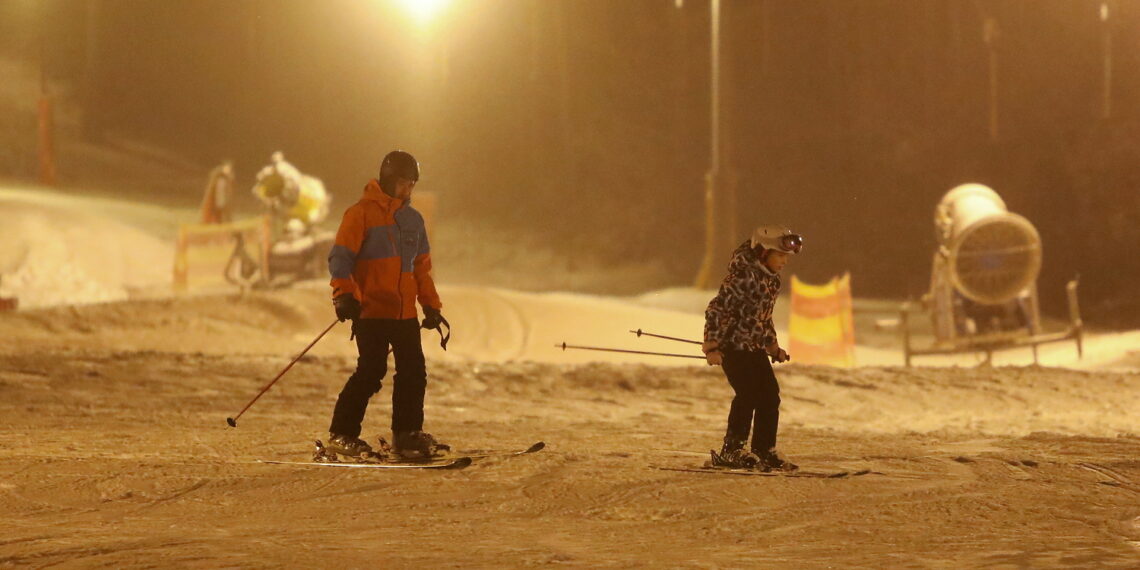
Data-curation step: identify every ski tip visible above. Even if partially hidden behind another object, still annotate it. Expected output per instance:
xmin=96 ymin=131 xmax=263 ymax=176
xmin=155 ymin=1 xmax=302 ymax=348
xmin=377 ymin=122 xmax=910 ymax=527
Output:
xmin=446 ymin=457 xmax=473 ymax=469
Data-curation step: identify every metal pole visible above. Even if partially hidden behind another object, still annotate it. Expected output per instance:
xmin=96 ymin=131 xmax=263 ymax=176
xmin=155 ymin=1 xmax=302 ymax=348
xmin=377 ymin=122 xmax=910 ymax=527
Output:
xmin=556 ymin=342 xmax=704 ymax=360
xmin=984 ymin=16 xmax=999 ymax=141
xmin=694 ymin=0 xmax=721 ymax=288
xmin=710 ymin=0 xmax=720 ymax=176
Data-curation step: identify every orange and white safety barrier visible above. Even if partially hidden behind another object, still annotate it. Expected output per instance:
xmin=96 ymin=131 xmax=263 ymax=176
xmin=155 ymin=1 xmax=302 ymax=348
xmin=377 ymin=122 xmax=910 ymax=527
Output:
xmin=788 ymin=272 xmax=855 ymax=366
xmin=173 ymin=216 xmax=271 ymax=291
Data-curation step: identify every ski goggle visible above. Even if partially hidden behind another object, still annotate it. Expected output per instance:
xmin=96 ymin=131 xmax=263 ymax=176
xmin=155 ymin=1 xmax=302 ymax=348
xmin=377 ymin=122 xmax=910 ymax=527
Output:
xmin=778 ymin=234 xmax=804 ymax=253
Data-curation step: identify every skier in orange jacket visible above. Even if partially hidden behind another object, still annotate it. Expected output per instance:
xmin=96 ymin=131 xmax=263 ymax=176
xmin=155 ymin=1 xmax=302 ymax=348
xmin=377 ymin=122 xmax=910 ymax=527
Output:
xmin=324 ymin=150 xmax=448 ymax=460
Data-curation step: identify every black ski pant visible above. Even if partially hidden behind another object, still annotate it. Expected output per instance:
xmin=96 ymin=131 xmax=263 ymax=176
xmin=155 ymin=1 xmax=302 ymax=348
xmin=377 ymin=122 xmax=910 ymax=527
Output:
xmin=722 ymin=349 xmax=781 ymax=452
xmin=328 ymin=318 xmax=426 ymax=438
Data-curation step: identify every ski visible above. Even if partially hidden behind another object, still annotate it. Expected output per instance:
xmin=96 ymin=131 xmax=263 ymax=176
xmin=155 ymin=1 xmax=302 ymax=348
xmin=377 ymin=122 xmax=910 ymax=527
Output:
xmin=654 ymin=466 xmax=872 ymax=478
xmin=353 ymin=441 xmax=545 ymax=463
xmin=259 ymin=456 xmax=472 ymax=470
xmin=458 ymin=441 xmax=545 ymax=459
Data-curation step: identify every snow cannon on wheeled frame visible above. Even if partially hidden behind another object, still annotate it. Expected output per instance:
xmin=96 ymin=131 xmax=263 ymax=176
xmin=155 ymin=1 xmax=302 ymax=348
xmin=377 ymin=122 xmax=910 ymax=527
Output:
xmin=900 ymin=183 xmax=1082 ymax=366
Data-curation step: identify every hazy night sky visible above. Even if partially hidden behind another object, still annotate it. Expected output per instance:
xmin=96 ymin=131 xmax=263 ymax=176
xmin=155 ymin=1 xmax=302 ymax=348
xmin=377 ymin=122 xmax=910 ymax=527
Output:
xmin=2 ymin=0 xmax=1138 ymax=322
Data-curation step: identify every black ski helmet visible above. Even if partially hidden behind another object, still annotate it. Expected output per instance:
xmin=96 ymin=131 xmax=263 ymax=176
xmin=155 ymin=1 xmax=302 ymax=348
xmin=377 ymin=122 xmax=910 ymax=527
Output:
xmin=378 ymin=150 xmax=419 ymax=192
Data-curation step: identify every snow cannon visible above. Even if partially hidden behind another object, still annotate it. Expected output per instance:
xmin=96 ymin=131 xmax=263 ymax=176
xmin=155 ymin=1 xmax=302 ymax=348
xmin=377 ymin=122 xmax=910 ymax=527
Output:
xmin=933 ymin=184 xmax=1042 ymax=305
xmin=898 ymin=183 xmax=1082 ymax=366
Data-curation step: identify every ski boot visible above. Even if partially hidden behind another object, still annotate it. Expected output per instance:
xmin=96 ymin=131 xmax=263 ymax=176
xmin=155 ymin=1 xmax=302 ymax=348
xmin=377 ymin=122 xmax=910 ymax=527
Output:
xmin=392 ymin=430 xmax=450 ymax=460
xmin=755 ymin=447 xmax=798 ymax=472
xmin=324 ymin=433 xmax=380 ymax=462
xmin=707 ymin=435 xmax=760 ymax=469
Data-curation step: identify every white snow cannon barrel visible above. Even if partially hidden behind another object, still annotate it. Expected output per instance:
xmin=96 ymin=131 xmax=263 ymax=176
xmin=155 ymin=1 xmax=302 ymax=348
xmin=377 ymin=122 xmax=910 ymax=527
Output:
xmin=933 ymin=183 xmax=1042 ymax=305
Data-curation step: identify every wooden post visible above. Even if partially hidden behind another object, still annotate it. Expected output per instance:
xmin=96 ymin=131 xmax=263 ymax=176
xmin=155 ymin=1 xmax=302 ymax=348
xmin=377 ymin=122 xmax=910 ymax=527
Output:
xmin=901 ymin=303 xmax=912 ymax=367
xmin=37 ymin=96 xmax=57 ymax=185
xmin=1066 ymin=278 xmax=1083 ymax=358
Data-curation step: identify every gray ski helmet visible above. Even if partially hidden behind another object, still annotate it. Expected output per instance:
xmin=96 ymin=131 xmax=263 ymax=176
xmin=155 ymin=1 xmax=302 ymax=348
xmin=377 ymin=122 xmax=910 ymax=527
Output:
xmin=378 ymin=150 xmax=419 ymax=191
xmin=750 ymin=225 xmax=804 ymax=254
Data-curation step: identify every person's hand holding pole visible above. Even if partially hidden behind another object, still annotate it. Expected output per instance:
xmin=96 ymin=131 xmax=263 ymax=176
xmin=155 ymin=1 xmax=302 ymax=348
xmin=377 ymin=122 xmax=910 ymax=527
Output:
xmin=702 ymin=340 xmax=723 ymax=366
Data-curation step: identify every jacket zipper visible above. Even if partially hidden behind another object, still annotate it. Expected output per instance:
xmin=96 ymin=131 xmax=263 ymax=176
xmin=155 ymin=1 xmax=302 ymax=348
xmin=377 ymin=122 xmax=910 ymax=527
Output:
xmin=393 ymin=206 xmax=406 ymax=320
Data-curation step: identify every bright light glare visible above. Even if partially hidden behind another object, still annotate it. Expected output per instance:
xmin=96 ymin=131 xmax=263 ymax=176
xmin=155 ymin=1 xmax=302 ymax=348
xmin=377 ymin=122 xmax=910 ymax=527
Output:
xmin=396 ymin=0 xmax=452 ymax=26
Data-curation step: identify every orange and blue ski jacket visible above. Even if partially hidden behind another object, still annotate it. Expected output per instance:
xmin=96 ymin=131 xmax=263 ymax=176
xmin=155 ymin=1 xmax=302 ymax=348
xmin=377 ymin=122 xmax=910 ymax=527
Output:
xmin=328 ymin=179 xmax=441 ymax=320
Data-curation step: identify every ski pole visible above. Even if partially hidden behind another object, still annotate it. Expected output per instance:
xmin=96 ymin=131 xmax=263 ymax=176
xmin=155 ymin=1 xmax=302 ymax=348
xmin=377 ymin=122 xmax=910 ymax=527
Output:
xmin=555 ymin=342 xmax=704 ymax=360
xmin=226 ymin=318 xmax=340 ymax=427
xmin=629 ymin=328 xmax=701 ymax=345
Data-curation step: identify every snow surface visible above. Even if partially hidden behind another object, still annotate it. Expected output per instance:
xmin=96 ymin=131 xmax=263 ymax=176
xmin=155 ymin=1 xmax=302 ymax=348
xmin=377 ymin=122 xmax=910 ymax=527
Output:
xmin=3 ymin=184 xmax=1140 ymax=566
xmin=0 ymin=185 xmax=176 ymax=309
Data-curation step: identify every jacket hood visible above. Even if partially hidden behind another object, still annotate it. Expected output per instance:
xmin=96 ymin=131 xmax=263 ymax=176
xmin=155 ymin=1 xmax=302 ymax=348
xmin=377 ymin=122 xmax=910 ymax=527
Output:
xmin=361 ymin=178 xmax=408 ymax=207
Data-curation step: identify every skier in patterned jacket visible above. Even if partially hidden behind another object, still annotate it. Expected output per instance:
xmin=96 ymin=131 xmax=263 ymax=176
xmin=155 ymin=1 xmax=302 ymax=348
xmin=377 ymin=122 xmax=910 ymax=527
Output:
xmin=702 ymin=225 xmax=803 ymax=471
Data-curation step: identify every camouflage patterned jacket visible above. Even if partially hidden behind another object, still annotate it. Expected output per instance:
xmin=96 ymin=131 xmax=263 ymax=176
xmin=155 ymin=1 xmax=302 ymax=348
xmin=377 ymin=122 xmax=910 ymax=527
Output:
xmin=703 ymin=240 xmax=781 ymax=352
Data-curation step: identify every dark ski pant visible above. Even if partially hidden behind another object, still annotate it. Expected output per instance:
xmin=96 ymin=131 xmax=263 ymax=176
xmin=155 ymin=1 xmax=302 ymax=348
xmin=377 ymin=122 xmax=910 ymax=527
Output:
xmin=722 ymin=349 xmax=781 ymax=452
xmin=328 ymin=318 xmax=426 ymax=438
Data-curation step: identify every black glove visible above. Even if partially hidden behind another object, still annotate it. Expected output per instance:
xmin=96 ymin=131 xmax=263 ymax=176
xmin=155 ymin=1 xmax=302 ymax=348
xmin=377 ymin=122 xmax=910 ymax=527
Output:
xmin=421 ymin=306 xmax=443 ymax=330
xmin=333 ymin=294 xmax=361 ymax=322
xmin=769 ymin=347 xmax=791 ymax=363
